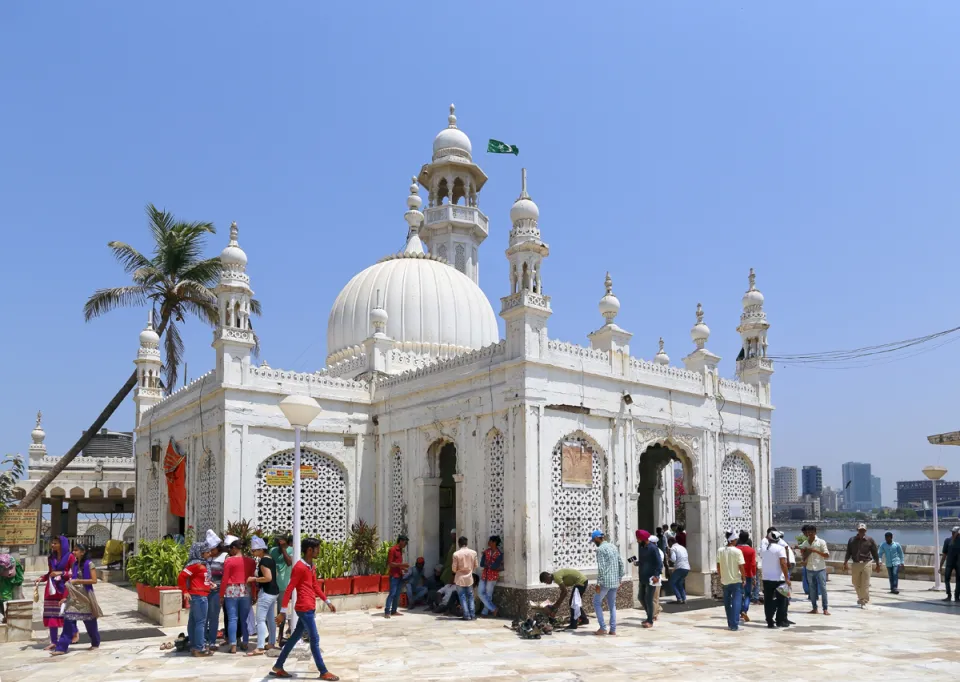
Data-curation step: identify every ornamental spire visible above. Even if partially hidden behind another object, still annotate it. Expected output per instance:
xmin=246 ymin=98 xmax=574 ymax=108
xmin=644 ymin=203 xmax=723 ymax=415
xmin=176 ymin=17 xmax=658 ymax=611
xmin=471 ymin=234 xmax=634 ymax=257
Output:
xmin=448 ymin=103 xmax=457 ymax=128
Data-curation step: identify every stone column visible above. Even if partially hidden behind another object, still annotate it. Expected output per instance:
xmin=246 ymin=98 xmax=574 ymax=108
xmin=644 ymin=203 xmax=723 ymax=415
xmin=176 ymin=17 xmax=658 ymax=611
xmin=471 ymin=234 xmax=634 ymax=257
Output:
xmin=682 ymin=494 xmax=711 ymax=595
xmin=66 ymin=502 xmax=78 ymax=537
xmin=417 ymin=477 xmax=442 ymax=571
xmin=452 ymin=473 xmax=465 ymax=545
xmin=50 ymin=499 xmax=63 ymax=537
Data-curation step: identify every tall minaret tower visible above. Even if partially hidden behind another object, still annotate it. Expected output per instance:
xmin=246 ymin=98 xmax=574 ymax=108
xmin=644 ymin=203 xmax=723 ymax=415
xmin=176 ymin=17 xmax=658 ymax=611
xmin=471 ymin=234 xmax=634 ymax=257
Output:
xmin=213 ymin=221 xmax=256 ymax=384
xmin=500 ymin=169 xmax=551 ymax=359
xmin=417 ymin=104 xmax=489 ymax=283
xmin=736 ymin=268 xmax=773 ymax=401
xmin=133 ymin=312 xmax=164 ymax=426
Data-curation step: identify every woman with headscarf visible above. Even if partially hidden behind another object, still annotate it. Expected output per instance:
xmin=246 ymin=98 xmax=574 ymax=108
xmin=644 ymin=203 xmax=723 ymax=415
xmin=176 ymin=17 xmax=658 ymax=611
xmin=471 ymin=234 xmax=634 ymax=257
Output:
xmin=51 ymin=543 xmax=101 ymax=655
xmin=34 ymin=536 xmax=76 ymax=651
xmin=205 ymin=535 xmax=231 ymax=651
xmin=179 ymin=542 xmax=215 ymax=657
xmin=245 ymin=536 xmax=279 ymax=655
xmin=221 ymin=537 xmax=255 ymax=653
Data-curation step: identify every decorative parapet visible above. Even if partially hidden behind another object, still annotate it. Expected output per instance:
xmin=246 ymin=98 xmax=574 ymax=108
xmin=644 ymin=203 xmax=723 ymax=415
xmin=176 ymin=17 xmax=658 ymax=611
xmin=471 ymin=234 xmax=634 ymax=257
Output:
xmin=32 ymin=456 xmax=135 ymax=468
xmin=150 ymin=370 xmax=216 ymax=412
xmin=501 ymin=290 xmax=551 ymax=314
xmin=718 ymin=377 xmax=758 ymax=396
xmin=248 ymin=365 xmax=368 ymax=391
xmin=629 ymin=357 xmax=704 ymax=387
xmin=736 ymin=357 xmax=773 ymax=372
xmin=423 ymin=204 xmax=488 ymax=236
xmin=326 ymin=353 xmax=367 ymax=378
xmin=378 ymin=340 xmax=506 ymax=389
xmin=546 ymin=339 xmax=610 ymax=369
xmin=388 ymin=349 xmax=439 ymax=371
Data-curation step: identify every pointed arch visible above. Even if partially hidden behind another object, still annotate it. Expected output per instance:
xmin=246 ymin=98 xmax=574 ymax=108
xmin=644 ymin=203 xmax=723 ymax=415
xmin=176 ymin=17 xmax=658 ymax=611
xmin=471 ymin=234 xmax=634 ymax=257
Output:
xmin=550 ymin=430 xmax=608 ymax=569
xmin=485 ymin=428 xmax=505 ymax=539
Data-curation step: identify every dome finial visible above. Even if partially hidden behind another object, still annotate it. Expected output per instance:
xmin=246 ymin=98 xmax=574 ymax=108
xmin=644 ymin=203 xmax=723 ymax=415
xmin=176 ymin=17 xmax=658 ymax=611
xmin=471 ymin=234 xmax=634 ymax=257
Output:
xmin=448 ymin=103 xmax=457 ymax=128
xmin=230 ymin=221 xmax=239 ymax=244
xmin=31 ymin=409 xmax=46 ymax=446
xmin=655 ymin=337 xmax=670 ymax=365
xmin=748 ymin=267 xmax=756 ymax=291
xmin=691 ymin=302 xmax=711 ymax=349
xmin=403 ymin=175 xmax=425 ymax=255
xmin=741 ymin=267 xmax=765 ymax=309
xmin=520 ymin=168 xmax=530 ymax=200
xmin=370 ymin=288 xmax=389 ymax=336
xmin=599 ymin=271 xmax=620 ymax=324
xmin=35 ymin=410 xmax=42 ymax=429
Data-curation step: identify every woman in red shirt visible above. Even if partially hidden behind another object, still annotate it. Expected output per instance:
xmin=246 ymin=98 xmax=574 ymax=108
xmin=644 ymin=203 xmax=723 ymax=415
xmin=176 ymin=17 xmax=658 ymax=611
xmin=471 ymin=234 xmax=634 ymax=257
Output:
xmin=178 ymin=542 xmax=214 ymax=656
xmin=221 ymin=539 xmax=255 ymax=653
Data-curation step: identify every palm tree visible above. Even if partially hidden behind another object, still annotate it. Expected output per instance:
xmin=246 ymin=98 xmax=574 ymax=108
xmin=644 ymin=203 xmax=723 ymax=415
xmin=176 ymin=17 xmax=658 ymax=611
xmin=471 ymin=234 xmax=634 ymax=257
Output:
xmin=17 ymin=204 xmax=242 ymax=510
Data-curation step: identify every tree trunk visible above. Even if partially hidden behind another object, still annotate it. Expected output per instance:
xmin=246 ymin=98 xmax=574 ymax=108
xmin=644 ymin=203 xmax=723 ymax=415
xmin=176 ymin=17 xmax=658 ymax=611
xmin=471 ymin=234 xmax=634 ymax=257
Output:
xmin=17 ymin=314 xmax=170 ymax=510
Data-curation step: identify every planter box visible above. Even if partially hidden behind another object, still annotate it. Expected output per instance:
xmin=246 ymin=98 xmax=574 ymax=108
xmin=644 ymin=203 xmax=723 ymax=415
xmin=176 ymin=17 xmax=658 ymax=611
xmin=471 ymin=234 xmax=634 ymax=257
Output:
xmin=136 ymin=583 xmax=178 ymax=606
xmin=352 ymin=575 xmax=381 ymax=594
xmin=380 ymin=575 xmax=390 ymax=592
xmin=324 ymin=577 xmax=352 ymax=596
xmin=137 ymin=588 xmax=188 ymax=627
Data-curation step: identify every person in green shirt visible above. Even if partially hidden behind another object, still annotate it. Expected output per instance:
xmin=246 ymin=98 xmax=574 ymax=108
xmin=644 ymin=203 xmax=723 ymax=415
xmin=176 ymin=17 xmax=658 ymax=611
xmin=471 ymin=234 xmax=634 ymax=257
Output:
xmin=540 ymin=568 xmax=590 ymax=629
xmin=439 ymin=529 xmax=457 ymax=585
xmin=269 ymin=535 xmax=294 ymax=644
xmin=0 ymin=554 xmax=24 ymax=623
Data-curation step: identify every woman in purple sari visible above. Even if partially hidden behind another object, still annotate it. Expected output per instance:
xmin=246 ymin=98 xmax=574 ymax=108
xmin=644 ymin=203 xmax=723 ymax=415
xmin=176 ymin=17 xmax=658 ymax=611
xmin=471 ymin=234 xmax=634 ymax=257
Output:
xmin=33 ymin=536 xmax=75 ymax=651
xmin=51 ymin=543 xmax=100 ymax=655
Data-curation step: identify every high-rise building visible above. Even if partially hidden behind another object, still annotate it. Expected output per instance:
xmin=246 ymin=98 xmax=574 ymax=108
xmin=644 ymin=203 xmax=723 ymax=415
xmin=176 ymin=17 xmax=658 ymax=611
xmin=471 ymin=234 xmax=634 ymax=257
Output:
xmin=802 ymin=466 xmax=823 ymax=497
xmin=842 ymin=462 xmax=873 ymax=512
xmin=871 ymin=475 xmax=882 ymax=510
xmin=774 ymin=467 xmax=798 ymax=505
xmin=820 ymin=486 xmax=839 ymax=512
xmin=896 ymin=480 xmax=960 ymax=509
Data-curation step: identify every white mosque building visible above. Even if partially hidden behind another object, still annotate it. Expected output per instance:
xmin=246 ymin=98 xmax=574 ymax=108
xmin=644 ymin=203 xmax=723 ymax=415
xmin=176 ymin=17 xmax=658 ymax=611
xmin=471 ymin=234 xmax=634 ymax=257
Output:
xmin=133 ymin=105 xmax=774 ymax=611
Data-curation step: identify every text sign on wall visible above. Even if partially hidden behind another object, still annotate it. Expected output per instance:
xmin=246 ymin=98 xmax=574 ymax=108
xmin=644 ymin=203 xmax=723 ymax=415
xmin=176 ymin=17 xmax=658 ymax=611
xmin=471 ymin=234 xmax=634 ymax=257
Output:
xmin=561 ymin=440 xmax=593 ymax=487
xmin=264 ymin=466 xmax=317 ymax=486
xmin=0 ymin=509 xmax=39 ymax=545
xmin=728 ymin=500 xmax=743 ymax=518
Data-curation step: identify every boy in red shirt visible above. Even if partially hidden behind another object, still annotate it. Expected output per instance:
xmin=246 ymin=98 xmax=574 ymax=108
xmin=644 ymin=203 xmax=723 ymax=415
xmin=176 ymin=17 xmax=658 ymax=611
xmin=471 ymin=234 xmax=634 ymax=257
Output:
xmin=384 ymin=534 xmax=409 ymax=618
xmin=178 ymin=542 xmax=215 ymax=657
xmin=271 ymin=538 xmax=338 ymax=681
xmin=736 ymin=531 xmax=758 ymax=623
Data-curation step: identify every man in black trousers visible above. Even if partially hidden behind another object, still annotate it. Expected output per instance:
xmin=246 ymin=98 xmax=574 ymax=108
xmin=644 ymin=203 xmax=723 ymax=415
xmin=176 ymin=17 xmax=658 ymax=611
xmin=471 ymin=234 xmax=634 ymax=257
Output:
xmin=760 ymin=530 xmax=792 ymax=627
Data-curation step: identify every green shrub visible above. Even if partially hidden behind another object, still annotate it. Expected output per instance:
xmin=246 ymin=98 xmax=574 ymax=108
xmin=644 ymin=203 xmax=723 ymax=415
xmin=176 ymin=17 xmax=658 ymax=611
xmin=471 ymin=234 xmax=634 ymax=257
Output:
xmin=313 ymin=539 xmax=350 ymax=579
xmin=127 ymin=539 xmax=188 ymax=587
xmin=348 ymin=519 xmax=380 ymax=576
xmin=370 ymin=541 xmax=392 ymax=575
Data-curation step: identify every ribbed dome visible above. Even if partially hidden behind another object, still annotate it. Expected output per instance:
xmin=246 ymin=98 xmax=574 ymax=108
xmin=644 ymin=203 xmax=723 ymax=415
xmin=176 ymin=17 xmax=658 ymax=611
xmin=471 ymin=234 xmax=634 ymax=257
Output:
xmin=326 ymin=254 xmax=499 ymax=364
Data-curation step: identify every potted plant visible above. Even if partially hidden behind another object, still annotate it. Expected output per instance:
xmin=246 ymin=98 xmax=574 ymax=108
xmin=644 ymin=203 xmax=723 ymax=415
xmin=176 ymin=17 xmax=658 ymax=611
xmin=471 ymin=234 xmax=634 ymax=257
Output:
xmin=348 ymin=520 xmax=381 ymax=594
xmin=315 ymin=539 xmax=351 ymax=595
xmin=127 ymin=538 xmax=188 ymax=606
xmin=370 ymin=541 xmax=392 ymax=591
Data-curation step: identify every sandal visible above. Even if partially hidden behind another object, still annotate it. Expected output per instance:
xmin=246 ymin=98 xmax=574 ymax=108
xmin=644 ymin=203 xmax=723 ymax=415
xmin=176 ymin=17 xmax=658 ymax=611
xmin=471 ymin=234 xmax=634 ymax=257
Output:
xmin=246 ymin=649 xmax=265 ymax=656
xmin=319 ymin=674 xmax=340 ymax=681
xmin=269 ymin=669 xmax=292 ymax=678
xmin=160 ymin=642 xmax=174 ymax=651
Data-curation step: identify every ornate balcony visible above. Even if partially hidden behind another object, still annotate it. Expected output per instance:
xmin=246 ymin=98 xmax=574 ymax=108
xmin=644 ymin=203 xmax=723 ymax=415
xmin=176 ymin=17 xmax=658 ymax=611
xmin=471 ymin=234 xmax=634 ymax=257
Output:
xmin=422 ymin=204 xmax=488 ymax=239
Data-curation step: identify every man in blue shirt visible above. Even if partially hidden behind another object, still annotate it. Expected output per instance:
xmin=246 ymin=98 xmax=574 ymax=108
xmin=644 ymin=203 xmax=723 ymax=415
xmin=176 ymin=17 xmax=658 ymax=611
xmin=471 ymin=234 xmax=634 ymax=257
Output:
xmin=878 ymin=531 xmax=905 ymax=595
xmin=630 ymin=529 xmax=663 ymax=628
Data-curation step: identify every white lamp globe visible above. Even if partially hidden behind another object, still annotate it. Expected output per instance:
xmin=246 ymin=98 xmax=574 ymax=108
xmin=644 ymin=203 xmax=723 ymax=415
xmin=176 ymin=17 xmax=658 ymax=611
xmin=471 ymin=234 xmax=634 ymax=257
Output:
xmin=279 ymin=394 xmax=322 ymax=428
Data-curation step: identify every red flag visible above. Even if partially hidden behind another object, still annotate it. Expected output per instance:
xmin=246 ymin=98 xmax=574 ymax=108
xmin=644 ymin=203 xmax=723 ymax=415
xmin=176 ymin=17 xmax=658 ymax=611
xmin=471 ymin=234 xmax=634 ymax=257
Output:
xmin=164 ymin=438 xmax=186 ymax=518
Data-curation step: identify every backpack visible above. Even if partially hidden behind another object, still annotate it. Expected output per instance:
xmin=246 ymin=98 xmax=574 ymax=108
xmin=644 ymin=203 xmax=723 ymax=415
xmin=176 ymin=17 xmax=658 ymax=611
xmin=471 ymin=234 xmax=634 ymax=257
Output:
xmin=0 ymin=554 xmax=16 ymax=578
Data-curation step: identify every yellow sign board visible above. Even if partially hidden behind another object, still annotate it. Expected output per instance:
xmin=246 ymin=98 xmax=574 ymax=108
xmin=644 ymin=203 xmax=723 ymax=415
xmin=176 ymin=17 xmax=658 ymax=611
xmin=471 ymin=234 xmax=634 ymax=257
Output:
xmin=0 ymin=509 xmax=39 ymax=545
xmin=264 ymin=466 xmax=317 ymax=486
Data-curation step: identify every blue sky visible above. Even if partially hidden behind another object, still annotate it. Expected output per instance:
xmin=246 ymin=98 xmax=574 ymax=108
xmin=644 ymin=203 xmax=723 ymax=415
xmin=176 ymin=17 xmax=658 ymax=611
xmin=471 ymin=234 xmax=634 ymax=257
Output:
xmin=2 ymin=2 xmax=959 ymax=505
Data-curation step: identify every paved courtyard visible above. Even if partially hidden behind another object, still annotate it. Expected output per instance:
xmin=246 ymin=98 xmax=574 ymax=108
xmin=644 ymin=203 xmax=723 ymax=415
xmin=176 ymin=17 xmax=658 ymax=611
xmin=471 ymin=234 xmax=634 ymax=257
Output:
xmin=1 ymin=576 xmax=958 ymax=681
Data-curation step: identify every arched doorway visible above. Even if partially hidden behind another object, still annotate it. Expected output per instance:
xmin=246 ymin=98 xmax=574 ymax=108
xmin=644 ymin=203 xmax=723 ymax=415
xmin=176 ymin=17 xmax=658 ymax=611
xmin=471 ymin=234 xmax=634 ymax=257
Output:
xmin=637 ymin=444 xmax=690 ymax=534
xmin=438 ymin=442 xmax=457 ymax=559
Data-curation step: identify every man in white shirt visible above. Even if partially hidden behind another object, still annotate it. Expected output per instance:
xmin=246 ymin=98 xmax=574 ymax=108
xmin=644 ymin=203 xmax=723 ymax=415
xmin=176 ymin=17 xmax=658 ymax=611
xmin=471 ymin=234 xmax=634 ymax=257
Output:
xmin=760 ymin=531 xmax=791 ymax=628
xmin=800 ymin=524 xmax=830 ymax=615
xmin=666 ymin=537 xmax=690 ymax=604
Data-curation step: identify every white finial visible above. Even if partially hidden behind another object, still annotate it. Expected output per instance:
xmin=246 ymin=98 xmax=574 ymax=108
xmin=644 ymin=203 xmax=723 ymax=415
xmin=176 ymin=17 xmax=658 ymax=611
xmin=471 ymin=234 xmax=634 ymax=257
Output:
xmin=403 ymin=175 xmax=425 ymax=254
xmin=148 ymin=309 xmax=154 ymax=329
xmin=230 ymin=221 xmax=239 ymax=244
xmin=520 ymin=168 xmax=529 ymax=199
xmin=655 ymin=337 xmax=670 ymax=365
xmin=741 ymin=267 xmax=765 ymax=309
xmin=370 ymin=288 xmax=389 ymax=336
xmin=599 ymin=271 xmax=620 ymax=323
xmin=220 ymin=220 xmax=247 ymax=267
xmin=35 ymin=410 xmax=42 ymax=429
xmin=748 ymin=267 xmax=756 ymax=291
xmin=448 ymin=103 xmax=457 ymax=128
xmin=691 ymin=302 xmax=711 ymax=349
xmin=510 ymin=168 xmax=539 ymax=225
xmin=31 ymin=410 xmax=46 ymax=445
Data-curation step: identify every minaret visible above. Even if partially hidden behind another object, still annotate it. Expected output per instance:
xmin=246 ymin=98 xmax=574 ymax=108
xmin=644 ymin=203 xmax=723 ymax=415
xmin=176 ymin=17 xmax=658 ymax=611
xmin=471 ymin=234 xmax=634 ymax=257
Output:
xmin=654 ymin=337 xmax=670 ymax=366
xmin=683 ymin=302 xmax=721 ymax=375
xmin=134 ymin=312 xmax=164 ymax=426
xmin=736 ymin=268 xmax=773 ymax=400
xmin=588 ymin=272 xmax=632 ymax=374
xmin=417 ymin=104 xmax=489 ymax=283
xmin=213 ymin=222 xmax=256 ymax=384
xmin=29 ymin=411 xmax=47 ymax=462
xmin=500 ymin=168 xmax=551 ymax=359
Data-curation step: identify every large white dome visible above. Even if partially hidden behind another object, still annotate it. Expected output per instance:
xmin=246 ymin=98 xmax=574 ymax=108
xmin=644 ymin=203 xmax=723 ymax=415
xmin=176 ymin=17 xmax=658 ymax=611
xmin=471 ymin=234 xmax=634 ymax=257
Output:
xmin=326 ymin=253 xmax=499 ymax=364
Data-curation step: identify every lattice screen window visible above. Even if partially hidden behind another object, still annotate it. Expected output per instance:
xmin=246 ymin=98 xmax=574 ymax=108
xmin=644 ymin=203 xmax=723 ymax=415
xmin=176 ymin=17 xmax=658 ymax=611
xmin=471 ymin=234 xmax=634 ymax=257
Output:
xmin=391 ymin=448 xmax=405 ymax=538
xmin=486 ymin=430 xmax=505 ymax=539
xmin=455 ymin=244 xmax=466 ymax=273
xmin=720 ymin=453 xmax=754 ymax=536
xmin=551 ymin=435 xmax=604 ymax=569
xmin=255 ymin=450 xmax=347 ymax=541
xmin=194 ymin=453 xmax=219 ymax=535
xmin=438 ymin=244 xmax=448 ymax=261
xmin=145 ymin=468 xmax=160 ymax=540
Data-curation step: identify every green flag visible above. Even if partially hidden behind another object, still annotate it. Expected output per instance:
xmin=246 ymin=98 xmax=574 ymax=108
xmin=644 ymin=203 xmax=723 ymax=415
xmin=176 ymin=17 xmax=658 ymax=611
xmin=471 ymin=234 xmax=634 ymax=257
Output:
xmin=487 ymin=139 xmax=519 ymax=155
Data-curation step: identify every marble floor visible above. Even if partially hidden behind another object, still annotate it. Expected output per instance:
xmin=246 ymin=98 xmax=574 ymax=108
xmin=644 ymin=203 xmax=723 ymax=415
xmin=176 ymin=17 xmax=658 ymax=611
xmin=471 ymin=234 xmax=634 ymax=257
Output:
xmin=1 ymin=576 xmax=958 ymax=681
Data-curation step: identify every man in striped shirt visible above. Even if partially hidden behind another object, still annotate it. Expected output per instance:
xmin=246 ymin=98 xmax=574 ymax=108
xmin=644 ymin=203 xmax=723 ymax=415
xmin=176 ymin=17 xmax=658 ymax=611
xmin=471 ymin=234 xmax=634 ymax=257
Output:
xmin=591 ymin=530 xmax=624 ymax=636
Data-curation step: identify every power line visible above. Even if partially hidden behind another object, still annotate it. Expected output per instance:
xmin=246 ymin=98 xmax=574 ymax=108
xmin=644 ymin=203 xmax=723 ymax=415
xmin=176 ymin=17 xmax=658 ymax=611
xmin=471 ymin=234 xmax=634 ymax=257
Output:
xmin=768 ymin=324 xmax=960 ymax=367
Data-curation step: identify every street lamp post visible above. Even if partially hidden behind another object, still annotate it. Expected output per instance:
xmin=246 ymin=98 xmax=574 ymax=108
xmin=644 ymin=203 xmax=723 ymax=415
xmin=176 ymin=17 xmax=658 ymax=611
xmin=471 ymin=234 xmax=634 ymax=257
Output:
xmin=278 ymin=394 xmax=322 ymax=630
xmin=922 ymin=465 xmax=948 ymax=591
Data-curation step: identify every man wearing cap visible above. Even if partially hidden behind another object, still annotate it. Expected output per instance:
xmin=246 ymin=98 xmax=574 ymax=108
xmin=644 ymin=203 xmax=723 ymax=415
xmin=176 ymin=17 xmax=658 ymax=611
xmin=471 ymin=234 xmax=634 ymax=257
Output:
xmin=760 ymin=530 xmax=791 ymax=627
xmin=591 ymin=530 xmax=624 ymax=635
xmin=717 ymin=530 xmax=746 ymax=631
xmin=843 ymin=523 xmax=880 ymax=607
xmin=403 ymin=557 xmax=429 ymax=608
xmin=384 ymin=535 xmax=409 ymax=618
xmin=941 ymin=526 xmax=960 ymax=602
xmin=632 ymin=529 xmax=663 ymax=629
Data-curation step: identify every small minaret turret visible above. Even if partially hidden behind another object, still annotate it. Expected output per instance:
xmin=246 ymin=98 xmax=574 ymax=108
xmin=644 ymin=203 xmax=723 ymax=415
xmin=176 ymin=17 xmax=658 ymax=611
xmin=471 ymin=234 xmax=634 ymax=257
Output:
xmin=133 ymin=312 xmax=163 ymax=426
xmin=29 ymin=410 xmax=47 ymax=462
xmin=683 ymin=302 xmax=721 ymax=376
xmin=736 ymin=268 xmax=773 ymax=401
xmin=501 ymin=168 xmax=551 ymax=359
xmin=588 ymin=272 xmax=632 ymax=374
xmin=213 ymin=222 xmax=256 ymax=384
xmin=418 ymin=104 xmax=489 ymax=283
xmin=654 ymin=337 xmax=670 ymax=366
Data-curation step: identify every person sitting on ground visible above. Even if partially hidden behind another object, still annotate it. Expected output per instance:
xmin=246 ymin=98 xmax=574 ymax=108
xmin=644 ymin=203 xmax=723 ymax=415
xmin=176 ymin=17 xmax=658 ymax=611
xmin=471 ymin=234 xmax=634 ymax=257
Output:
xmin=0 ymin=553 xmax=24 ymax=623
xmin=539 ymin=568 xmax=590 ymax=630
xmin=403 ymin=557 xmax=430 ymax=608
xmin=431 ymin=581 xmax=459 ymax=614
xmin=439 ymin=529 xmax=457 ymax=585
